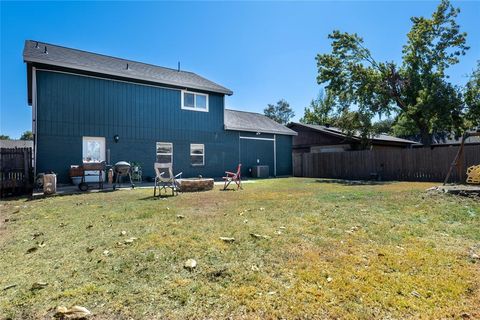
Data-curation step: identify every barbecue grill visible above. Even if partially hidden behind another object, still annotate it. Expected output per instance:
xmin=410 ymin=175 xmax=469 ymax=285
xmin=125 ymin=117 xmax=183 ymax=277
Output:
xmin=112 ymin=161 xmax=135 ymax=190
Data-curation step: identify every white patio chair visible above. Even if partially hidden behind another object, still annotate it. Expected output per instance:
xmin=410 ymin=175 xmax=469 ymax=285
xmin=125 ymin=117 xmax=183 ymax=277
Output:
xmin=153 ymin=163 xmax=182 ymax=196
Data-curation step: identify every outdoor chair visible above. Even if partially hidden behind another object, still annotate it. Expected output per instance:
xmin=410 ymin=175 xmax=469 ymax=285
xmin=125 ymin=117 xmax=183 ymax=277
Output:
xmin=223 ymin=164 xmax=242 ymax=190
xmin=154 ymin=163 xmax=182 ymax=196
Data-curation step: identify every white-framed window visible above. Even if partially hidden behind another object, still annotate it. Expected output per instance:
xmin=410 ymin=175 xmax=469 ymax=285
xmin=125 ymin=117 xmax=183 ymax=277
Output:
xmin=181 ymin=90 xmax=209 ymax=112
xmin=156 ymin=142 xmax=173 ymax=164
xmin=82 ymin=137 xmax=105 ymax=163
xmin=190 ymin=144 xmax=205 ymax=166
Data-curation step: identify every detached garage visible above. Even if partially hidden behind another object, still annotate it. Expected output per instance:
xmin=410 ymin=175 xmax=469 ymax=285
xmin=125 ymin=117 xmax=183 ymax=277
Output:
xmin=224 ymin=110 xmax=297 ymax=177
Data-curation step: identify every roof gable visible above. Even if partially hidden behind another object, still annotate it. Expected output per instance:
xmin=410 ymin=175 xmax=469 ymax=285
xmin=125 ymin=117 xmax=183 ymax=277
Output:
xmin=23 ymin=40 xmax=233 ymax=95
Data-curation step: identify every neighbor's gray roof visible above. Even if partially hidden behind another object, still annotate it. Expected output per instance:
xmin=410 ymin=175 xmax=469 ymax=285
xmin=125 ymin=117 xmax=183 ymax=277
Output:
xmin=290 ymin=123 xmax=418 ymax=144
xmin=225 ymin=109 xmax=297 ymax=136
xmin=23 ymin=40 xmax=233 ymax=95
xmin=0 ymin=140 xmax=34 ymax=149
xmin=431 ymin=134 xmax=480 ymax=145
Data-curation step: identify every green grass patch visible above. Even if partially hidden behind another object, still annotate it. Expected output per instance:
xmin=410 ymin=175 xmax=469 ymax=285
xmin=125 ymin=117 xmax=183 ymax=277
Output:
xmin=1 ymin=178 xmax=479 ymax=319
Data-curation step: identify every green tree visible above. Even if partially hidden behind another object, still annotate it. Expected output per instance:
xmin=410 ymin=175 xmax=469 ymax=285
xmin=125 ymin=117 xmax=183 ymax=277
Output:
xmin=391 ymin=114 xmax=419 ymax=138
xmin=300 ymin=90 xmax=336 ymax=125
xmin=300 ymin=90 xmax=398 ymax=147
xmin=464 ymin=61 xmax=480 ymax=127
xmin=373 ymin=118 xmax=395 ymax=135
xmin=0 ymin=135 xmax=10 ymax=140
xmin=20 ymin=130 xmax=33 ymax=140
xmin=316 ymin=0 xmax=469 ymax=145
xmin=335 ymin=110 xmax=378 ymax=148
xmin=264 ymin=99 xmax=295 ymax=124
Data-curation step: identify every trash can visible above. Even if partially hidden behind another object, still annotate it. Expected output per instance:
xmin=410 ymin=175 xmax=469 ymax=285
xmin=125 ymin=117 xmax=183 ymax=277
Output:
xmin=43 ymin=174 xmax=57 ymax=195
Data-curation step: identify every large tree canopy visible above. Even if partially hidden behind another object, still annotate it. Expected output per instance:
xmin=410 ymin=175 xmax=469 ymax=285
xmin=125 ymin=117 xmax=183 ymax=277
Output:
xmin=301 ymin=90 xmax=397 ymax=147
xmin=264 ymin=99 xmax=295 ymax=125
xmin=316 ymin=0 xmax=470 ymax=145
xmin=300 ymin=90 xmax=336 ymax=125
xmin=464 ymin=61 xmax=480 ymax=127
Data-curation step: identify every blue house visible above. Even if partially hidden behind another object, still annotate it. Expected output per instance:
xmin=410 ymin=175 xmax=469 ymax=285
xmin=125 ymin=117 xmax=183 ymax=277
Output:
xmin=23 ymin=40 xmax=296 ymax=183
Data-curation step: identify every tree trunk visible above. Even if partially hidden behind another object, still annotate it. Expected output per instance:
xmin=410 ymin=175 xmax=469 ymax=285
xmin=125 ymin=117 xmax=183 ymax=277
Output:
xmin=409 ymin=113 xmax=433 ymax=146
xmin=419 ymin=128 xmax=433 ymax=146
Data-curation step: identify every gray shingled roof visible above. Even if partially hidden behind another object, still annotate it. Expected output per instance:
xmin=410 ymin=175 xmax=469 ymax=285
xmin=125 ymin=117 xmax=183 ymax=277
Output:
xmin=225 ymin=109 xmax=297 ymax=136
xmin=23 ymin=40 xmax=233 ymax=95
xmin=290 ymin=123 xmax=418 ymax=144
xmin=431 ymin=134 xmax=480 ymax=145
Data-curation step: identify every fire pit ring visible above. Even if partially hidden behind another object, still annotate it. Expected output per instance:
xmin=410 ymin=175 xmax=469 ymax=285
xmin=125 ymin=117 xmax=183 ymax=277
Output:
xmin=178 ymin=178 xmax=214 ymax=192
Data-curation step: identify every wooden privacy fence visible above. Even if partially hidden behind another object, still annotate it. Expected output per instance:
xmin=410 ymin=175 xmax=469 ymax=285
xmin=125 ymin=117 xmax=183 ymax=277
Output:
xmin=0 ymin=147 xmax=33 ymax=198
xmin=293 ymin=145 xmax=480 ymax=182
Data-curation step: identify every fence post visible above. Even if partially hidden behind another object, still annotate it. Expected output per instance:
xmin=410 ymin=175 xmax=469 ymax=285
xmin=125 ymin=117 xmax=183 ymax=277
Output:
xmin=301 ymin=153 xmax=304 ymax=177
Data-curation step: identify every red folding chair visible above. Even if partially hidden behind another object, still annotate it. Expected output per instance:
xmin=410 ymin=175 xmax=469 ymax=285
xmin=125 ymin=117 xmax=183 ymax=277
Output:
xmin=223 ymin=164 xmax=242 ymax=190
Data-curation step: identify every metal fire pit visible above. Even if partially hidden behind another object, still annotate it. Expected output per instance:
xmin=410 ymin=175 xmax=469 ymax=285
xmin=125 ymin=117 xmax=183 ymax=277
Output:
xmin=112 ymin=161 xmax=135 ymax=190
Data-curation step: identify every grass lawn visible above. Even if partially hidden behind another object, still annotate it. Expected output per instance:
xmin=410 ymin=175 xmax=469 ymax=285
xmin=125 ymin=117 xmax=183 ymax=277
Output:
xmin=1 ymin=178 xmax=479 ymax=319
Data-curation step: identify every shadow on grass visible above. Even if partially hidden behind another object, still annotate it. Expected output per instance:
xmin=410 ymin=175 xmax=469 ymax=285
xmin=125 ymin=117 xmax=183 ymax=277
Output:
xmin=23 ymin=188 xmax=121 ymax=201
xmin=139 ymin=194 xmax=177 ymax=200
xmin=219 ymin=188 xmax=241 ymax=192
xmin=315 ymin=178 xmax=394 ymax=186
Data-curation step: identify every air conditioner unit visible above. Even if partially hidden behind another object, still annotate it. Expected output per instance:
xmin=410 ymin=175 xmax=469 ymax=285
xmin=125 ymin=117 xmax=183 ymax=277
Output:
xmin=252 ymin=165 xmax=269 ymax=178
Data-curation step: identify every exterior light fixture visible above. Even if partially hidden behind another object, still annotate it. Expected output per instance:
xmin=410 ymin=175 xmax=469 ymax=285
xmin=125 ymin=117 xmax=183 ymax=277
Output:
xmin=114 ymin=135 xmax=120 ymax=143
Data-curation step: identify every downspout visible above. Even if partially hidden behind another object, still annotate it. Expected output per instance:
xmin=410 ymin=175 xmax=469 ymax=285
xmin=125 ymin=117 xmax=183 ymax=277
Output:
xmin=32 ymin=66 xmax=38 ymax=178
xmin=274 ymin=134 xmax=277 ymax=177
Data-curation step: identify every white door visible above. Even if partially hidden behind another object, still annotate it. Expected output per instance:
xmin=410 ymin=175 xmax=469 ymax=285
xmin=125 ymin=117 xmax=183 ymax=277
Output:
xmin=82 ymin=136 xmax=106 ymax=182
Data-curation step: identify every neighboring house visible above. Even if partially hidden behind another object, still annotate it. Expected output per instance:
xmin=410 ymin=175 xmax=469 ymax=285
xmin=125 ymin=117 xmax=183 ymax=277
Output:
xmin=412 ymin=133 xmax=480 ymax=147
xmin=23 ymin=40 xmax=296 ymax=183
xmin=0 ymin=140 xmax=34 ymax=149
xmin=287 ymin=123 xmax=418 ymax=154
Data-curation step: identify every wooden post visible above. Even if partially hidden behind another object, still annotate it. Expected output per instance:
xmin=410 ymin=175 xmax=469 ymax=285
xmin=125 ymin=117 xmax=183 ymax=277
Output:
xmin=23 ymin=148 xmax=29 ymax=193
xmin=444 ymin=131 xmax=480 ymax=185
xmin=301 ymin=153 xmax=304 ymax=177
xmin=444 ymin=135 xmax=466 ymax=185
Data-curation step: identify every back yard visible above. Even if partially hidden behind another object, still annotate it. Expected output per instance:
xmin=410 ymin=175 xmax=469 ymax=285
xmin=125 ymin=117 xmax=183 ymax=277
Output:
xmin=1 ymin=178 xmax=479 ymax=319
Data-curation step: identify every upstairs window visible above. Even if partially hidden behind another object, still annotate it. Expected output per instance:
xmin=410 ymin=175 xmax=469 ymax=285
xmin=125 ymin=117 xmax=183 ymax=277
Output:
xmin=156 ymin=142 xmax=173 ymax=164
xmin=190 ymin=144 xmax=205 ymax=166
xmin=182 ymin=91 xmax=208 ymax=112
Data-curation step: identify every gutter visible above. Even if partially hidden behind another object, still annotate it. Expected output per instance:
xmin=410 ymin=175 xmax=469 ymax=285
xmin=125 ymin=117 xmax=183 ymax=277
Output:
xmin=32 ymin=66 xmax=38 ymax=178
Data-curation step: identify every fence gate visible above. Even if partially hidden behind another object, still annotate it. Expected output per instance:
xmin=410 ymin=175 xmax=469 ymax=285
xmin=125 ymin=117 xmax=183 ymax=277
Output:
xmin=0 ymin=147 xmax=33 ymax=198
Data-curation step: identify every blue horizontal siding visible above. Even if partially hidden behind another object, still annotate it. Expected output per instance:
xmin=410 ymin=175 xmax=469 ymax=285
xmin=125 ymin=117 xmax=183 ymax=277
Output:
xmin=35 ymin=70 xmax=292 ymax=183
